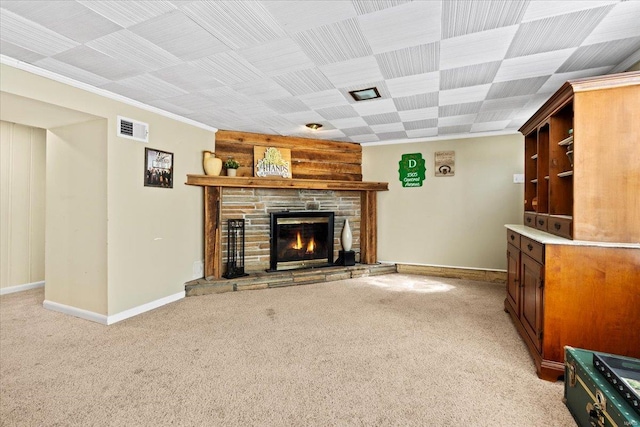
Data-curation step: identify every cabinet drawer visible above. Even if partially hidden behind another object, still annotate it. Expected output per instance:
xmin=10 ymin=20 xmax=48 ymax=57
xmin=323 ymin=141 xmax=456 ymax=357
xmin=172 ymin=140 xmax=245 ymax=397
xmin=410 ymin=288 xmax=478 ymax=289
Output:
xmin=535 ymin=214 xmax=548 ymax=232
xmin=507 ymin=229 xmax=521 ymax=246
xmin=521 ymin=236 xmax=544 ymax=264
xmin=524 ymin=212 xmax=536 ymax=228
xmin=548 ymin=216 xmax=572 ymax=239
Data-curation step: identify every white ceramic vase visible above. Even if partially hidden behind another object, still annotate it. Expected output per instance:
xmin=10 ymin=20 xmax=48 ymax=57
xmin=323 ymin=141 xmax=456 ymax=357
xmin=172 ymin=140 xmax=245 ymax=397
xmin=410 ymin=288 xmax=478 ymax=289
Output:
xmin=341 ymin=219 xmax=353 ymax=251
xmin=203 ymin=151 xmax=222 ymax=176
xmin=227 ymin=168 xmax=237 ymax=177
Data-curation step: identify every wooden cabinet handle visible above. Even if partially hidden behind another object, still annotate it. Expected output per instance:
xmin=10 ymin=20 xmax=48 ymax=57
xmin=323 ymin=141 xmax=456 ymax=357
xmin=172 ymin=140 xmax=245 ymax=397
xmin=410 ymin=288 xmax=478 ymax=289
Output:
xmin=554 ymin=222 xmax=561 ymax=230
xmin=527 ymin=244 xmax=533 ymax=251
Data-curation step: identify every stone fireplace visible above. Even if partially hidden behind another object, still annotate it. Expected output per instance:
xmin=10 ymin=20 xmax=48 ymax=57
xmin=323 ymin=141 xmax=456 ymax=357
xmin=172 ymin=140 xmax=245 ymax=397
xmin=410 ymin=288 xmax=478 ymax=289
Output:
xmin=269 ymin=211 xmax=334 ymax=271
xmin=220 ymin=188 xmax=360 ymax=274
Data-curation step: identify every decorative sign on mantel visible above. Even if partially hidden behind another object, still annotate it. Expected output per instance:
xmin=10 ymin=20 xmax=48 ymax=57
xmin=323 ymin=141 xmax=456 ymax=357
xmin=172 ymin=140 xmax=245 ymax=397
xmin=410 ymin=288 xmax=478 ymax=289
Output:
xmin=398 ymin=153 xmax=426 ymax=188
xmin=254 ymin=146 xmax=292 ymax=179
xmin=435 ymin=151 xmax=455 ymax=176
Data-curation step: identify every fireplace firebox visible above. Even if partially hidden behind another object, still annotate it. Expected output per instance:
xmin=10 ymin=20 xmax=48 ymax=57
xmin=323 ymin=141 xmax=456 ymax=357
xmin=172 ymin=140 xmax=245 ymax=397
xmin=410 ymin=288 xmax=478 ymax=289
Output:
xmin=270 ymin=211 xmax=334 ymax=271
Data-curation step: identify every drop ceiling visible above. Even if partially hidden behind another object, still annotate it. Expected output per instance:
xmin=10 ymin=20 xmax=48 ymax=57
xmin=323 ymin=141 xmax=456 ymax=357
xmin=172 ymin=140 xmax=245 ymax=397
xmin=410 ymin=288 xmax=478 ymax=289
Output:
xmin=1 ymin=0 xmax=639 ymax=145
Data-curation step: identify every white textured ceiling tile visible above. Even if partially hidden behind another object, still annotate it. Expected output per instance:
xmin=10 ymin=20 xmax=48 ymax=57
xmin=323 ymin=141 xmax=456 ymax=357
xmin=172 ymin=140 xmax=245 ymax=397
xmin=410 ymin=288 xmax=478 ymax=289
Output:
xmin=438 ymin=114 xmax=477 ymax=127
xmin=0 ymin=9 xmax=79 ymax=56
xmin=480 ymin=95 xmax=531 ymax=112
xmin=398 ymin=107 xmax=438 ymax=122
xmin=557 ymin=38 xmax=640 ymax=73
xmin=584 ymin=1 xmax=640 ymax=44
xmin=442 ymin=1 xmax=528 ymax=39
xmin=32 ymin=57 xmax=112 ymax=87
xmin=521 ymin=1 xmax=618 ymax=23
xmin=406 ymin=128 xmax=438 ymax=138
xmin=232 ymin=79 xmax=292 ymax=101
xmin=358 ymin=1 xmax=441 ymax=54
xmin=192 ymin=52 xmax=265 ymax=86
xmin=536 ymin=66 xmax=613 ymax=94
xmin=294 ymin=18 xmax=373 ymax=65
xmin=352 ymin=1 xmax=412 ymax=15
xmin=239 ymin=38 xmax=315 ymax=77
xmin=471 ymin=121 xmax=512 ymax=133
xmin=87 ymin=30 xmax=182 ymax=70
xmin=99 ymin=82 xmax=157 ymax=103
xmin=79 ymin=1 xmax=176 ymax=28
xmin=386 ymin=72 xmax=439 ymax=97
xmin=351 ymin=98 xmax=397 ymax=116
xmin=129 ymin=10 xmax=227 ymax=61
xmin=312 ymin=128 xmax=346 ymax=139
xmin=263 ymin=1 xmax=357 ymax=33
xmin=440 ymin=25 xmax=518 ymax=70
xmin=298 ymin=90 xmax=350 ymax=110
xmin=376 ymin=43 xmax=439 ymax=78
xmin=280 ymin=110 xmax=327 ymax=125
xmin=350 ymin=134 xmax=380 ymax=143
xmin=319 ymin=56 xmax=384 ymax=87
xmin=370 ymin=122 xmax=406 ymax=133
xmin=273 ymin=68 xmax=335 ymax=96
xmin=146 ymin=99 xmax=193 ymax=116
xmin=52 ymin=45 xmax=146 ymax=80
xmin=115 ymin=73 xmax=188 ymax=99
xmin=0 ymin=40 xmax=45 ymax=63
xmin=151 ymin=64 xmax=224 ymax=92
xmin=439 ymin=84 xmax=491 ymax=106
xmin=161 ymin=93 xmax=219 ymax=111
xmin=328 ymin=117 xmax=369 ymax=128
xmin=317 ymin=105 xmax=359 ymax=120
xmin=439 ymin=101 xmax=483 ymax=117
xmin=1 ymin=1 xmax=122 ymax=43
xmin=440 ymin=61 xmax=501 ymax=90
xmin=180 ymin=1 xmax=286 ymax=49
xmin=506 ymin=7 xmax=613 ymax=58
xmin=494 ymin=48 xmax=576 ymax=82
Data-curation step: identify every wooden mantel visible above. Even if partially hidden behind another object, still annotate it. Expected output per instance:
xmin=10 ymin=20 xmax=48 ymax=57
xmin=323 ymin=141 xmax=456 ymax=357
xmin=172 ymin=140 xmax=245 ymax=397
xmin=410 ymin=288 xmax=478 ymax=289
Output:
xmin=186 ymin=175 xmax=389 ymax=279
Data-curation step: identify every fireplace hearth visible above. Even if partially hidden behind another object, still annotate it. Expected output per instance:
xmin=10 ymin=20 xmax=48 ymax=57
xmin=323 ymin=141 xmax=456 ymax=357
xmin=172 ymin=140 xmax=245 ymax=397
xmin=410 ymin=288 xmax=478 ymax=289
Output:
xmin=270 ymin=211 xmax=334 ymax=271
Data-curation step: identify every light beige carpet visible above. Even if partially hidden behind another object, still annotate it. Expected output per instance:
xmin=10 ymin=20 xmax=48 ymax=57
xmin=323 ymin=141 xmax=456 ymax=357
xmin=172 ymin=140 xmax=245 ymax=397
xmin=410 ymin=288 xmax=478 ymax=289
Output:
xmin=0 ymin=274 xmax=575 ymax=426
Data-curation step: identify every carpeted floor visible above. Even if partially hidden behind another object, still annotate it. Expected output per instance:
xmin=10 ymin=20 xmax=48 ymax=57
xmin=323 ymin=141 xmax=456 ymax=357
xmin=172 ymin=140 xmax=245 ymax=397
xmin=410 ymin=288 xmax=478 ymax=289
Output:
xmin=0 ymin=274 xmax=575 ymax=426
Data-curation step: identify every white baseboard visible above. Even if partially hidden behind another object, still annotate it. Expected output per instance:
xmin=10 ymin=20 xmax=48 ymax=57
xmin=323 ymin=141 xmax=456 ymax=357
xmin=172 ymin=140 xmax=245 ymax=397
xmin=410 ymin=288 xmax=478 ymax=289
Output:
xmin=43 ymin=291 xmax=185 ymax=325
xmin=0 ymin=281 xmax=45 ymax=296
xmin=106 ymin=291 xmax=185 ymax=325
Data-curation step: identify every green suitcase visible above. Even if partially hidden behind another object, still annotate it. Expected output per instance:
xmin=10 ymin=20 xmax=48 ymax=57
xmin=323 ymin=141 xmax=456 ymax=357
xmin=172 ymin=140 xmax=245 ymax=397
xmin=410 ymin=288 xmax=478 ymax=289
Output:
xmin=564 ymin=346 xmax=640 ymax=427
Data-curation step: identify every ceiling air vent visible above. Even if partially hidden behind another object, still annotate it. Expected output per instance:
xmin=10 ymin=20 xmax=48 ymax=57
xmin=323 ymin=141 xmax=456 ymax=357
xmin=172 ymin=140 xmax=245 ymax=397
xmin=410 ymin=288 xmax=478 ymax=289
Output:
xmin=117 ymin=116 xmax=148 ymax=142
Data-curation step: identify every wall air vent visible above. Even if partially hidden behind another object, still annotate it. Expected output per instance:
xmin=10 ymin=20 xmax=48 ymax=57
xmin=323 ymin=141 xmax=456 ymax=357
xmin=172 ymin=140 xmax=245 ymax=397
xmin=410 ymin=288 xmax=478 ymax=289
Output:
xmin=117 ymin=116 xmax=149 ymax=142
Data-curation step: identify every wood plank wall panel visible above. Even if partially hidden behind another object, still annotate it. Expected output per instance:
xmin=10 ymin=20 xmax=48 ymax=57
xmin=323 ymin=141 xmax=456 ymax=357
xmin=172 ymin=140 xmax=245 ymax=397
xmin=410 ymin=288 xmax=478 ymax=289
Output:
xmin=214 ymin=130 xmax=363 ymax=181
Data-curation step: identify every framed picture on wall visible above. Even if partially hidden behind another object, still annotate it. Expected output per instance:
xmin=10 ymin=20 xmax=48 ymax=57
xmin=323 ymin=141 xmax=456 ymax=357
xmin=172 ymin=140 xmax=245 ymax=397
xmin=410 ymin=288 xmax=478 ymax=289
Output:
xmin=144 ymin=148 xmax=173 ymax=188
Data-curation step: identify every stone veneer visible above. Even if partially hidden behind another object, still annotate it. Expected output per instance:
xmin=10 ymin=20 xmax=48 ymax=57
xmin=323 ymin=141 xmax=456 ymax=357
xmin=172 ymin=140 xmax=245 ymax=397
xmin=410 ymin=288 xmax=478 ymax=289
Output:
xmin=220 ymin=188 xmax=361 ymax=274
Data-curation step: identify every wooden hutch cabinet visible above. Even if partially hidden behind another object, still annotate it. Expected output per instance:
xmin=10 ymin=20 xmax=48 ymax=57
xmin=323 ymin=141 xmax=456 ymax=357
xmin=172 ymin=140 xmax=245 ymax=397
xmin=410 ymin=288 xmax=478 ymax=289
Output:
xmin=505 ymin=72 xmax=640 ymax=381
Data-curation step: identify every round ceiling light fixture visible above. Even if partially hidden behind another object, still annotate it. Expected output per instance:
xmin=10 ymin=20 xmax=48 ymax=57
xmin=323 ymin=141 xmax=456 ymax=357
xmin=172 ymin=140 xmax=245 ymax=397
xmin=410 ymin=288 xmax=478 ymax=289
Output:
xmin=305 ymin=123 xmax=323 ymax=130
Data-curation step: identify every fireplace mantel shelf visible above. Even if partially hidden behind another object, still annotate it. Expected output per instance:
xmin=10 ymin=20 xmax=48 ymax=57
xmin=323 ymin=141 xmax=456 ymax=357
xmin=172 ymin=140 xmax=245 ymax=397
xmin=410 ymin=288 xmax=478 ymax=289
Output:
xmin=186 ymin=175 xmax=388 ymax=192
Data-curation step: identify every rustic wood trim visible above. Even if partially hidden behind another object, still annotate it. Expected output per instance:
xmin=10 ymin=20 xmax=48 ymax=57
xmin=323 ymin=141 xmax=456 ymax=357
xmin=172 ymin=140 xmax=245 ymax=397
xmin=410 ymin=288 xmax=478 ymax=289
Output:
xmin=360 ymin=191 xmax=377 ymax=264
xmin=204 ymin=186 xmax=222 ymax=279
xmin=397 ymin=264 xmax=507 ymax=283
xmin=187 ymin=175 xmax=388 ymax=192
xmin=216 ymin=130 xmax=362 ymax=152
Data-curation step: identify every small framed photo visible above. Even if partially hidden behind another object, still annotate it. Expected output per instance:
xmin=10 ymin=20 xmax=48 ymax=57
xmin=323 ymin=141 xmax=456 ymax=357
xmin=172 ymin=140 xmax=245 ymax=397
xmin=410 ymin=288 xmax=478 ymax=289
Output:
xmin=144 ymin=148 xmax=173 ymax=188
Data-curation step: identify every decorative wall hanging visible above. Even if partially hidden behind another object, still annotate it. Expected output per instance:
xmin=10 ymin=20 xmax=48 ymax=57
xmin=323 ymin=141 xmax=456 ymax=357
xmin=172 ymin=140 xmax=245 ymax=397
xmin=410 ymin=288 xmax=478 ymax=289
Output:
xmin=398 ymin=153 xmax=426 ymax=188
xmin=254 ymin=146 xmax=292 ymax=178
xmin=144 ymin=148 xmax=173 ymax=188
xmin=435 ymin=151 xmax=455 ymax=177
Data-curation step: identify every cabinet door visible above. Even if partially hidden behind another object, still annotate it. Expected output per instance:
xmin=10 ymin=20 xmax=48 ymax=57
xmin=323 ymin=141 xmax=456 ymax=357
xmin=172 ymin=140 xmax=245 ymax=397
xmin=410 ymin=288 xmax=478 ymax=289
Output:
xmin=506 ymin=243 xmax=520 ymax=314
xmin=520 ymin=254 xmax=544 ymax=353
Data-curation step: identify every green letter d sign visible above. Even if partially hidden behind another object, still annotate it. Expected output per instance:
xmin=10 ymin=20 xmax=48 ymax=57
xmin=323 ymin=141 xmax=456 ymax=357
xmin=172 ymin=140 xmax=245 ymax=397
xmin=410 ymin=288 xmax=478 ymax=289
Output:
xmin=398 ymin=153 xmax=426 ymax=188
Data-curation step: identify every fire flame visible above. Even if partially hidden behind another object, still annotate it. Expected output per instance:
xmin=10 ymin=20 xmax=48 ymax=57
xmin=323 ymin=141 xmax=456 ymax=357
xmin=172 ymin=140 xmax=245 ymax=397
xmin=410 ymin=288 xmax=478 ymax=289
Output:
xmin=306 ymin=237 xmax=316 ymax=254
xmin=290 ymin=232 xmax=317 ymax=254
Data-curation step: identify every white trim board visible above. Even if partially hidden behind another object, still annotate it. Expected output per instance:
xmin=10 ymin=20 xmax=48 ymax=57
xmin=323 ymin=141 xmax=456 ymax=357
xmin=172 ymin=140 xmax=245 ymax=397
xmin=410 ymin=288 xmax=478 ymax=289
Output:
xmin=0 ymin=281 xmax=45 ymax=295
xmin=43 ymin=291 xmax=185 ymax=325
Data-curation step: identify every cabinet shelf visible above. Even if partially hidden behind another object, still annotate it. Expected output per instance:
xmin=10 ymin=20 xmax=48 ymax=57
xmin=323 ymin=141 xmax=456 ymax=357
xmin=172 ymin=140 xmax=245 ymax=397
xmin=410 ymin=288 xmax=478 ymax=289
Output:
xmin=557 ymin=171 xmax=573 ymax=178
xmin=558 ymin=135 xmax=574 ymax=146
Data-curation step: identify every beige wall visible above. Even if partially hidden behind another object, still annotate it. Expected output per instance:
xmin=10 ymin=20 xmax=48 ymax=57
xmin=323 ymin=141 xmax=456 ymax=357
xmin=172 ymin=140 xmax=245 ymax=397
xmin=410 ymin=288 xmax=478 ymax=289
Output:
xmin=1 ymin=64 xmax=215 ymax=319
xmin=362 ymin=134 xmax=524 ymax=270
xmin=0 ymin=121 xmax=46 ymax=291
xmin=46 ymin=120 xmax=108 ymax=314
